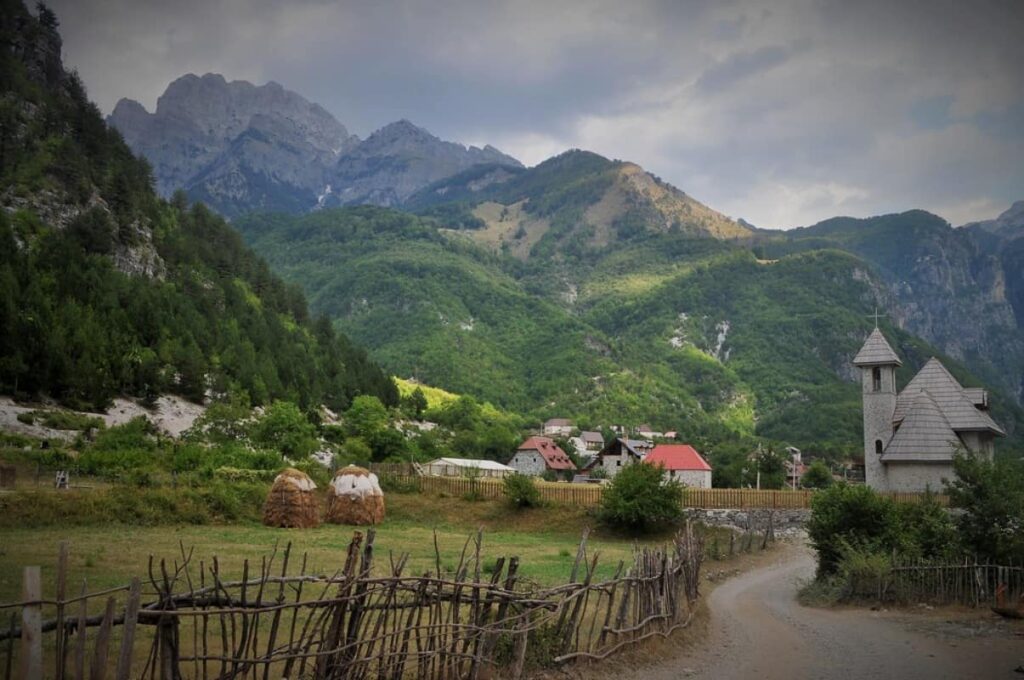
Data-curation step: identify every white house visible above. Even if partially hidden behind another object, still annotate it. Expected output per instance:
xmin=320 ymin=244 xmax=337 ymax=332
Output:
xmin=644 ymin=444 xmax=712 ymax=488
xmin=854 ymin=327 xmax=1004 ymax=492
xmin=542 ymin=418 xmax=574 ymax=437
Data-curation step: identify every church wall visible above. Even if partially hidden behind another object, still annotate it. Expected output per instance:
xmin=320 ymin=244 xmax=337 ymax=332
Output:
xmin=882 ymin=463 xmax=953 ymax=493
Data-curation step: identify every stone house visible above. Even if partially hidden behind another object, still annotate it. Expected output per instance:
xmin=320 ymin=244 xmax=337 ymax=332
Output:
xmin=583 ymin=438 xmax=654 ymax=478
xmin=508 ymin=436 xmax=576 ymax=479
xmin=854 ymin=328 xmax=1004 ymax=492
xmin=644 ymin=444 xmax=712 ymax=488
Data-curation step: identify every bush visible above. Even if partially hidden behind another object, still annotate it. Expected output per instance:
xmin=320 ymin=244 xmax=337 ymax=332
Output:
xmin=807 ymin=483 xmax=897 ymax=576
xmin=946 ymin=452 xmax=1024 ymax=563
xmin=597 ymin=462 xmax=682 ymax=531
xmin=503 ymin=473 xmax=542 ymax=508
xmin=800 ymin=460 xmax=833 ymax=489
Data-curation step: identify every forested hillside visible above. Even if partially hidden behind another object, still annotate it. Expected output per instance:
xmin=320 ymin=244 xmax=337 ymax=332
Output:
xmin=236 ymin=207 xmax=1024 ymax=453
xmin=0 ymin=0 xmax=396 ymax=411
xmin=754 ymin=209 xmax=1024 ymax=406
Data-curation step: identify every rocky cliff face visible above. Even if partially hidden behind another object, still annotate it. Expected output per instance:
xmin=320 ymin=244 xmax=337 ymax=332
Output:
xmin=326 ymin=120 xmax=521 ymax=207
xmin=762 ymin=207 xmax=1024 ymax=404
xmin=108 ymin=75 xmax=521 ymax=217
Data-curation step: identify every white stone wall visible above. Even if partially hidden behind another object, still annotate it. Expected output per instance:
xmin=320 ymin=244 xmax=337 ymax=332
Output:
xmin=508 ymin=450 xmax=546 ymax=476
xmin=665 ymin=469 xmax=711 ymax=488
xmin=882 ymin=463 xmax=953 ymax=493
xmin=600 ymin=452 xmax=634 ymax=478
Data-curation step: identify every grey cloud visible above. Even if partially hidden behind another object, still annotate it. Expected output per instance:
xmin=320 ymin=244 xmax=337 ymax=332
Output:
xmin=695 ymin=45 xmax=796 ymax=93
xmin=45 ymin=0 xmax=1024 ymax=228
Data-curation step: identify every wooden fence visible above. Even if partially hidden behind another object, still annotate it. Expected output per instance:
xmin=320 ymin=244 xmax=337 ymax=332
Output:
xmin=846 ymin=557 xmax=1024 ymax=608
xmin=375 ymin=474 xmax=947 ymax=510
xmin=0 ymin=526 xmax=706 ymax=679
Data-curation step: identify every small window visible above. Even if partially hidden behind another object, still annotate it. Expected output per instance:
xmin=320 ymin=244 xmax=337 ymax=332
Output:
xmin=874 ymin=440 xmax=883 ymax=455
xmin=872 ymin=367 xmax=882 ymax=392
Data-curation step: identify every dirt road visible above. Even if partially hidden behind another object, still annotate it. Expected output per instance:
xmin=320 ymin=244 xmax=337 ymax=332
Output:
xmin=645 ymin=546 xmax=1023 ymax=680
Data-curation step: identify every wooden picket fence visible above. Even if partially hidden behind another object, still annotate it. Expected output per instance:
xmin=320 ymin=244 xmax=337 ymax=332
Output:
xmin=376 ymin=474 xmax=947 ymax=510
xmin=0 ymin=526 xmax=706 ymax=679
xmin=846 ymin=557 xmax=1024 ymax=608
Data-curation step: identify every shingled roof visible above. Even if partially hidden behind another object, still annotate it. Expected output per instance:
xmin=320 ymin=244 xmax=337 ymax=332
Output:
xmin=883 ymin=391 xmax=962 ymax=461
xmin=894 ymin=358 xmax=1004 ymax=435
xmin=853 ymin=328 xmax=902 ymax=366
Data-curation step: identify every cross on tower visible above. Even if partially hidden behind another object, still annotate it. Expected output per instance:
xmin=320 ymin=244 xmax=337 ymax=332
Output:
xmin=867 ymin=307 xmax=887 ymax=328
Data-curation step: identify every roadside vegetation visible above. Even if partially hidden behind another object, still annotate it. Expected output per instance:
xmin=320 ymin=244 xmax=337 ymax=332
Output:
xmin=802 ymin=452 xmax=1024 ymax=605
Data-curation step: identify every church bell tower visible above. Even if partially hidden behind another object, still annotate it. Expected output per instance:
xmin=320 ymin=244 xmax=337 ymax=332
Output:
xmin=852 ymin=327 xmax=901 ymax=490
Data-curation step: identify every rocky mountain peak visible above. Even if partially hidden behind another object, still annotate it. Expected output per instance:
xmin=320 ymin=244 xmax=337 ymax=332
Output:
xmin=109 ymin=73 xmax=522 ymax=216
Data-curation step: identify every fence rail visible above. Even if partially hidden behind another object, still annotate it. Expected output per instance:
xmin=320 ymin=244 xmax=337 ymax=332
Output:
xmin=0 ymin=526 xmax=707 ymax=679
xmin=375 ymin=473 xmax=948 ymax=510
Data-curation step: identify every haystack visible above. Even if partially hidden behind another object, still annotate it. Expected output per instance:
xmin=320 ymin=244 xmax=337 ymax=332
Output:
xmin=262 ymin=468 xmax=320 ymax=528
xmin=324 ymin=465 xmax=385 ymax=525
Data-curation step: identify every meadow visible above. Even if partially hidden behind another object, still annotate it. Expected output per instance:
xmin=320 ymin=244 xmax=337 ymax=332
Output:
xmin=0 ymin=489 xmax=698 ymax=604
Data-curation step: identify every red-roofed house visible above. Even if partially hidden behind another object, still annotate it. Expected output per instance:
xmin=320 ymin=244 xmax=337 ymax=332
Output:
xmin=509 ymin=437 xmax=577 ymax=479
xmin=644 ymin=444 xmax=712 ymax=488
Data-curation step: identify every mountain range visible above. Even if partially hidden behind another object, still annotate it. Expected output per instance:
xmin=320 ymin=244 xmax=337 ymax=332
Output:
xmin=104 ymin=70 xmax=1024 ymax=453
xmin=6 ymin=13 xmax=1020 ymax=456
xmin=108 ymin=74 xmax=521 ymax=217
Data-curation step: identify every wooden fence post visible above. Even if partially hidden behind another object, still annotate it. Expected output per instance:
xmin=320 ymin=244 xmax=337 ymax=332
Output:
xmin=54 ymin=541 xmax=70 ymax=680
xmin=19 ymin=567 xmax=42 ymax=680
xmin=114 ymin=579 xmax=142 ymax=680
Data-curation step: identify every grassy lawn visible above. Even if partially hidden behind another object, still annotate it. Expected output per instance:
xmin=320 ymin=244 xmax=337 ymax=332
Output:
xmin=0 ymin=491 xmax=686 ymax=603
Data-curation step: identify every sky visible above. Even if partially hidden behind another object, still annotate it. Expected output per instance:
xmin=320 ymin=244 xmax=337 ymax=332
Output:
xmin=48 ymin=0 xmax=1024 ymax=229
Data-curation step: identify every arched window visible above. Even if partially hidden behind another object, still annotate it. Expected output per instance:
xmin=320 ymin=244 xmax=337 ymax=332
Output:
xmin=872 ymin=367 xmax=882 ymax=392
xmin=875 ymin=440 xmax=883 ymax=455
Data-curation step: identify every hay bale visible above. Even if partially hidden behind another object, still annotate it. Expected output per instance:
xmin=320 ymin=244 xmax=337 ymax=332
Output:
xmin=325 ymin=465 xmax=385 ymax=525
xmin=262 ymin=468 xmax=320 ymax=528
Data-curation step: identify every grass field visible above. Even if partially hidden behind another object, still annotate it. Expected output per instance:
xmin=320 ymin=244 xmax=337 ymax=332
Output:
xmin=0 ymin=491 xmax=694 ymax=603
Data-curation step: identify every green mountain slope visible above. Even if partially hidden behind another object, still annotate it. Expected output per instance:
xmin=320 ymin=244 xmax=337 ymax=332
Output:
xmin=236 ymin=208 xmax=1023 ymax=452
xmin=0 ymin=0 xmax=396 ymax=411
xmin=407 ymin=150 xmax=751 ymax=261
xmin=754 ymin=210 xmax=1024 ymax=405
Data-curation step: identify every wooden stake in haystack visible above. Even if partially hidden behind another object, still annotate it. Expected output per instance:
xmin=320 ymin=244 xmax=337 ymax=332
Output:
xmin=324 ymin=465 xmax=385 ymax=525
xmin=262 ymin=468 xmax=321 ymax=528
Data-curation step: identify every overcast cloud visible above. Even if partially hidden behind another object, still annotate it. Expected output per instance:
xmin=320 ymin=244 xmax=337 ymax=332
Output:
xmin=48 ymin=0 xmax=1024 ymax=228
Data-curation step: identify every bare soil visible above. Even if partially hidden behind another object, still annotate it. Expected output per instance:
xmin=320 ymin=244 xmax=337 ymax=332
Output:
xmin=640 ymin=542 xmax=1024 ymax=680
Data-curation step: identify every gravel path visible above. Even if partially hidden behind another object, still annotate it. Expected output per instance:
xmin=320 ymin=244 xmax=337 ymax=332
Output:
xmin=644 ymin=545 xmax=1023 ymax=680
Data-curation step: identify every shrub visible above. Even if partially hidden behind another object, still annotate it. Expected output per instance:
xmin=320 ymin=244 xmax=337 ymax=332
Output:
xmin=806 ymin=483 xmax=897 ymax=576
xmin=800 ymin=460 xmax=833 ymax=489
xmin=250 ymin=401 xmax=318 ymax=459
xmin=946 ymin=452 xmax=1024 ymax=564
xmin=597 ymin=462 xmax=682 ymax=531
xmin=503 ymin=473 xmax=542 ymax=508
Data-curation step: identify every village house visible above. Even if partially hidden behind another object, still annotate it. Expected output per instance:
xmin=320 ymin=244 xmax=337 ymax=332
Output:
xmin=636 ymin=424 xmax=662 ymax=439
xmin=584 ymin=438 xmax=654 ymax=478
xmin=580 ymin=430 xmax=604 ymax=451
xmin=854 ymin=328 xmax=1005 ymax=492
xmin=644 ymin=444 xmax=712 ymax=488
xmin=542 ymin=418 xmax=574 ymax=437
xmin=783 ymin=446 xmax=806 ymax=489
xmin=508 ymin=436 xmax=576 ymax=479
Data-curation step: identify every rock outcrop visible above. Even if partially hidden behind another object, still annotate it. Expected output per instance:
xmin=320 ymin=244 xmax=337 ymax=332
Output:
xmin=108 ymin=75 xmax=521 ymax=217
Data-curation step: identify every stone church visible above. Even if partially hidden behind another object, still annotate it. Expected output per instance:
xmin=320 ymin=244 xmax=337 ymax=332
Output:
xmin=854 ymin=328 xmax=1004 ymax=492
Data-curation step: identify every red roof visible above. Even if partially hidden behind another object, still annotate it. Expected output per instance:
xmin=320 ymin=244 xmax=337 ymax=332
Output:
xmin=518 ymin=436 xmax=576 ymax=470
xmin=644 ymin=444 xmax=711 ymax=472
